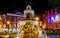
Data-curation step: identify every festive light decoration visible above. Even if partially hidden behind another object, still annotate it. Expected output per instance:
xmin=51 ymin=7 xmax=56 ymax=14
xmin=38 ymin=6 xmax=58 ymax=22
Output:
xmin=47 ymin=14 xmax=60 ymax=23
xmin=51 ymin=16 xmax=54 ymax=21
xmin=46 ymin=7 xmax=60 ymax=29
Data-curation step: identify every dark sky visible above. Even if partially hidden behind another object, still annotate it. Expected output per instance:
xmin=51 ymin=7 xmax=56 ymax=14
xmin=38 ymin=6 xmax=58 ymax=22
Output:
xmin=0 ymin=0 xmax=53 ymax=14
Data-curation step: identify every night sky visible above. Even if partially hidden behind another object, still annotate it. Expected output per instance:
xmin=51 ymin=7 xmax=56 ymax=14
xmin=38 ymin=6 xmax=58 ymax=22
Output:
xmin=0 ymin=0 xmax=53 ymax=14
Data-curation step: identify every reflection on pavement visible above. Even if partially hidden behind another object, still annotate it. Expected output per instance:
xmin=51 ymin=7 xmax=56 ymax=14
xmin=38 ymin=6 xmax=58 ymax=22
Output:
xmin=0 ymin=35 xmax=58 ymax=38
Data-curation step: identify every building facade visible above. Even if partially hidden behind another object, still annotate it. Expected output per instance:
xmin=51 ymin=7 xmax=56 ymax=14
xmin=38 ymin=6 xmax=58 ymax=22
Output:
xmin=0 ymin=12 xmax=24 ymax=29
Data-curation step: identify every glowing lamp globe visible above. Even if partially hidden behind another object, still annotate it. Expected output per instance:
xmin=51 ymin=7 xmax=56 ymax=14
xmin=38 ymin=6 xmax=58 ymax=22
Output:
xmin=7 ymin=21 xmax=10 ymax=24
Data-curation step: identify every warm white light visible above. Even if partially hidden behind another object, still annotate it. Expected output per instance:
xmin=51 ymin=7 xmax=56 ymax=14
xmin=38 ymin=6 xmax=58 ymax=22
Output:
xmin=36 ymin=17 xmax=39 ymax=20
xmin=7 ymin=21 xmax=10 ymax=24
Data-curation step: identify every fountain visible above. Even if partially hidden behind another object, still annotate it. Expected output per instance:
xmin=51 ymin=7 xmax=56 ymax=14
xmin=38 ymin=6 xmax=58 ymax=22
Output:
xmin=19 ymin=5 xmax=48 ymax=38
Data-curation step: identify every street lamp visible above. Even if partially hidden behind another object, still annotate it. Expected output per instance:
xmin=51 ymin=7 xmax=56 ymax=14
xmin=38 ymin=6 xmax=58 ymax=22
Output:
xmin=7 ymin=21 xmax=10 ymax=24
